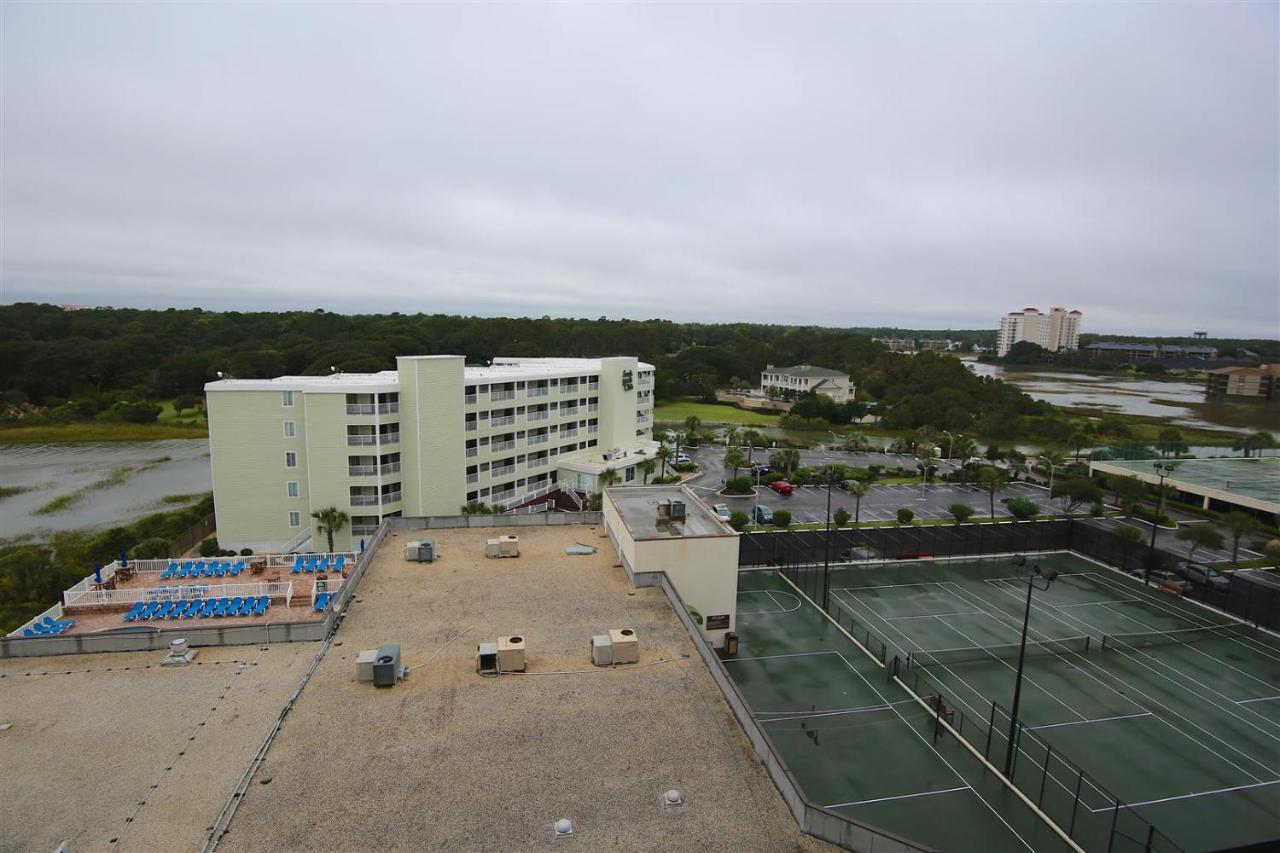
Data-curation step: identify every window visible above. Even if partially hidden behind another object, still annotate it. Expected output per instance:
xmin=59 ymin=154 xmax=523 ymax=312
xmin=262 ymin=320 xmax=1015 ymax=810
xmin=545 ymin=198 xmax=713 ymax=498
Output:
xmin=288 ymin=511 xmax=301 ymax=528
xmin=285 ymin=451 xmax=297 ymax=468
xmin=282 ymin=390 xmax=295 ymax=407
xmin=283 ymin=420 xmax=296 ymax=438
xmin=625 ymin=466 xmax=636 ymax=482
xmin=287 ymin=481 xmax=300 ymax=498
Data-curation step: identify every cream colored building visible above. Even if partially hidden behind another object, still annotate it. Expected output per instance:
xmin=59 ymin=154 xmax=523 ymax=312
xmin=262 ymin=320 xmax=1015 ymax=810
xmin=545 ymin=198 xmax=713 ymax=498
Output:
xmin=759 ymin=364 xmax=853 ymax=402
xmin=997 ymin=307 xmax=1083 ymax=356
xmin=206 ymin=356 xmax=656 ymax=552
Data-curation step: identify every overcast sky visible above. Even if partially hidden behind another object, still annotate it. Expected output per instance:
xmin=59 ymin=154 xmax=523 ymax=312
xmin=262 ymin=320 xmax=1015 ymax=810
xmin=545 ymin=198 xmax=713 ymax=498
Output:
xmin=3 ymin=3 xmax=1277 ymax=336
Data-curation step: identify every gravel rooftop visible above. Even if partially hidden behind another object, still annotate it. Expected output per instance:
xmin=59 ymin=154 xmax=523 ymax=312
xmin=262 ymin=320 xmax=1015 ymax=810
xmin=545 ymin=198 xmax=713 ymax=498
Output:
xmin=220 ymin=525 xmax=827 ymax=852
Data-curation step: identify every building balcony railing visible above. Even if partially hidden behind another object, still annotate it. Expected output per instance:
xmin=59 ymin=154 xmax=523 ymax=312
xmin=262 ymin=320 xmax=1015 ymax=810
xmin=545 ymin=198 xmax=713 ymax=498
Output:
xmin=559 ymin=406 xmax=579 ymax=417
xmin=348 ymin=465 xmax=377 ymax=476
xmin=561 ymin=385 xmax=580 ymax=395
xmin=464 ymin=394 xmax=478 ymax=405
xmin=491 ymin=465 xmax=516 ymax=479
xmin=346 ymin=403 xmax=376 ymax=415
xmin=466 ymin=421 xmax=478 ymax=432
xmin=347 ymin=435 xmax=377 ymax=446
xmin=351 ymin=495 xmax=380 ymax=506
xmin=380 ymin=462 xmax=401 ymax=475
xmin=491 ymin=440 xmax=515 ymax=452
xmin=491 ymin=415 xmax=516 ymax=428
xmin=351 ymin=524 xmax=379 ymax=536
xmin=587 ymin=403 xmax=599 ymax=412
xmin=466 ymin=447 xmax=478 ymax=458
xmin=490 ymin=390 xmax=516 ymax=402
xmin=381 ymin=491 xmax=402 ymax=505
xmin=638 ymin=375 xmax=652 ymax=385
xmin=491 ymin=489 xmax=515 ymax=504
xmin=527 ymin=458 xmax=548 ymax=469
xmin=586 ymin=381 xmax=599 ymax=391
xmin=588 ymin=425 xmax=599 ymax=434
xmin=526 ymin=411 xmax=548 ymax=422
xmin=378 ymin=402 xmax=399 ymax=414
xmin=526 ymin=434 xmax=549 ymax=446
xmin=378 ymin=433 xmax=400 ymax=445
xmin=560 ymin=428 xmax=579 ymax=439
xmin=526 ymin=387 xmax=549 ymax=398
xmin=466 ymin=473 xmax=478 ymax=484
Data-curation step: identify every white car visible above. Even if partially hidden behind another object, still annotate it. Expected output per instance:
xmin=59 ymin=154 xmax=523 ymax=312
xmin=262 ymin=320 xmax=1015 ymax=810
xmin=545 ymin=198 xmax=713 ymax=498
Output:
xmin=673 ymin=453 xmax=692 ymax=465
xmin=713 ymin=504 xmax=731 ymax=521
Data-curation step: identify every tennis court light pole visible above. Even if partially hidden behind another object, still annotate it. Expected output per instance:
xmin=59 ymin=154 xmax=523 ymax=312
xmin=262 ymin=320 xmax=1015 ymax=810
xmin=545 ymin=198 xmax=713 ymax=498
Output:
xmin=822 ymin=466 xmax=834 ymax=610
xmin=1004 ymin=555 xmax=1059 ymax=778
xmin=1145 ymin=462 xmax=1177 ymax=585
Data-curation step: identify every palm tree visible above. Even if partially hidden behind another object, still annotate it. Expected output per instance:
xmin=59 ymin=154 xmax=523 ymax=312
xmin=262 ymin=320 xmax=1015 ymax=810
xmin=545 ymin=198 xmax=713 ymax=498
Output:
xmin=741 ymin=429 xmax=762 ymax=464
xmin=638 ymin=458 xmax=656 ymax=484
xmin=1036 ymin=450 xmax=1066 ymax=490
xmin=724 ymin=426 xmax=740 ymax=448
xmin=1112 ymin=524 xmax=1144 ymax=572
xmin=772 ymin=448 xmax=800 ymax=479
xmin=977 ymin=466 xmax=1009 ymax=520
xmin=1222 ymin=512 xmax=1261 ymax=564
xmin=310 ymin=506 xmax=349 ymax=553
xmin=683 ymin=415 xmax=702 ymax=444
xmin=847 ymin=480 xmax=869 ymax=525
xmin=1069 ymin=430 xmax=1091 ymax=464
xmin=656 ymin=445 xmax=672 ymax=478
xmin=599 ymin=467 xmax=622 ymax=489
xmin=723 ymin=446 xmax=747 ymax=479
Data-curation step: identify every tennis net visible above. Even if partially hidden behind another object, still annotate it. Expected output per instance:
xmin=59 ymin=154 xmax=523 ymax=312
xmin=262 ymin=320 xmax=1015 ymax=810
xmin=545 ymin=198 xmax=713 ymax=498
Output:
xmin=907 ymin=635 xmax=1090 ymax=668
xmin=1100 ymin=622 xmax=1256 ymax=651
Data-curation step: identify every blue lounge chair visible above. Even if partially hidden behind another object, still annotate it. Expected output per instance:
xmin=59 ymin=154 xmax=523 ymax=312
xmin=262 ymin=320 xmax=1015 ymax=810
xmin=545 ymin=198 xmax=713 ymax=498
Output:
xmin=160 ymin=601 xmax=180 ymax=619
xmin=138 ymin=601 xmax=161 ymax=620
xmin=218 ymin=597 xmax=235 ymax=617
xmin=174 ymin=564 xmax=188 ymax=579
xmin=313 ymin=592 xmax=331 ymax=611
xmin=333 ymin=555 xmax=346 ymax=572
xmin=161 ymin=564 xmax=176 ymax=580
xmin=306 ymin=556 xmax=320 ymax=572
xmin=209 ymin=598 xmax=225 ymax=617
xmin=123 ymin=601 xmax=147 ymax=621
xmin=178 ymin=599 xmax=199 ymax=618
xmin=226 ymin=596 xmax=244 ymax=616
xmin=252 ymin=595 xmax=270 ymax=616
xmin=169 ymin=600 xmax=187 ymax=619
xmin=292 ymin=555 xmax=304 ymax=572
xmin=234 ymin=597 xmax=252 ymax=617
xmin=168 ymin=560 xmax=180 ymax=573
xmin=198 ymin=599 xmax=218 ymax=618
xmin=150 ymin=602 xmax=169 ymax=620
xmin=23 ymin=627 xmax=37 ymax=637
xmin=213 ymin=563 xmax=226 ymax=578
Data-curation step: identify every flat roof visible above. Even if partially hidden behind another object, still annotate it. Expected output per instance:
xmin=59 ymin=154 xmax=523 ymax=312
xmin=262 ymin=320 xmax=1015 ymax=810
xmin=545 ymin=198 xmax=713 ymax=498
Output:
xmin=1091 ymin=457 xmax=1280 ymax=508
xmin=608 ymin=486 xmax=735 ymax=540
xmin=556 ymin=440 xmax=661 ymax=473
xmin=218 ymin=526 xmax=823 ymax=851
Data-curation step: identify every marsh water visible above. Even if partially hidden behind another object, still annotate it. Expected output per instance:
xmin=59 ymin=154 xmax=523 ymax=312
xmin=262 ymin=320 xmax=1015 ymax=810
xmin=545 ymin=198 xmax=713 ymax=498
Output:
xmin=963 ymin=359 xmax=1279 ymax=436
xmin=0 ymin=439 xmax=212 ymax=540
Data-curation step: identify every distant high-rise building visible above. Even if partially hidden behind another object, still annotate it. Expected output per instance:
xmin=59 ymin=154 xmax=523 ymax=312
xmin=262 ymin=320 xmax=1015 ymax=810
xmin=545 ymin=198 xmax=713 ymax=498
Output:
xmin=996 ymin=307 xmax=1083 ymax=357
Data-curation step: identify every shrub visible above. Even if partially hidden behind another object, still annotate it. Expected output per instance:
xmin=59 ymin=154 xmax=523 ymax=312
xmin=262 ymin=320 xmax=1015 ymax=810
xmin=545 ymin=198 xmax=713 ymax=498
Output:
xmin=729 ymin=511 xmax=750 ymax=532
xmin=173 ymin=394 xmax=202 ymax=413
xmin=948 ymin=503 xmax=975 ymax=524
xmin=670 ymin=462 xmax=697 ymax=472
xmin=650 ymin=475 xmax=681 ymax=485
xmin=198 ymin=537 xmax=220 ymax=557
xmin=132 ymin=537 xmax=172 ymax=559
xmin=896 ymin=507 xmax=914 ymax=525
xmin=833 ymin=507 xmax=851 ymax=527
xmin=1006 ymin=497 xmax=1040 ymax=521
xmin=724 ymin=476 xmax=754 ymax=495
xmin=772 ymin=510 xmax=792 ymax=528
xmin=106 ymin=400 xmax=163 ymax=423
xmin=239 ymin=547 xmax=254 ymax=556
xmin=1089 ymin=502 xmax=1106 ymax=518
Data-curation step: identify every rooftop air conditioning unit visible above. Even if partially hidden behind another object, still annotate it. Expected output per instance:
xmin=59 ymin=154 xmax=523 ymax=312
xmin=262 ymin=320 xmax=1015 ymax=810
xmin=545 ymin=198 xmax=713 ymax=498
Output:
xmin=591 ymin=634 xmax=613 ymax=666
xmin=497 ymin=635 xmax=526 ymax=672
xmin=476 ymin=642 xmax=499 ymax=675
xmin=668 ymin=499 xmax=686 ymax=521
xmin=372 ymin=644 xmax=402 ymax=687
xmin=609 ymin=628 xmax=639 ymax=664
xmin=602 ymin=451 xmax=613 ymax=461
xmin=404 ymin=539 xmax=436 ymax=563
xmin=485 ymin=535 xmax=519 ymax=558
xmin=356 ymin=649 xmax=378 ymax=682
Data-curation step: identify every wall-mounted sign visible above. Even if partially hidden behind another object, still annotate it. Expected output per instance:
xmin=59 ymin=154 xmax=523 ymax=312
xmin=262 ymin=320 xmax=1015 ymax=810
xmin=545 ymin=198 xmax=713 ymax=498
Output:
xmin=622 ymin=369 xmax=634 ymax=391
xmin=705 ymin=614 xmax=730 ymax=630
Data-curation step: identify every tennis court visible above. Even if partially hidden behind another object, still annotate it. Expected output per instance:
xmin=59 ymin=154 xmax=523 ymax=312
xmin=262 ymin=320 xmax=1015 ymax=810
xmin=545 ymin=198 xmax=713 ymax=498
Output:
xmin=1092 ymin=456 xmax=1280 ymax=506
xmin=728 ymin=571 xmax=1075 ymax=853
xmin=809 ymin=553 xmax=1280 ymax=852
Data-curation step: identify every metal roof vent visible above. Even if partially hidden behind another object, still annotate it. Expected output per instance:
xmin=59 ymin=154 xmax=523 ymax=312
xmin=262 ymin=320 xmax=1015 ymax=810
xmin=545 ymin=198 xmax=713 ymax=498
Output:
xmin=161 ymin=637 xmax=197 ymax=667
xmin=663 ymin=789 xmax=683 ymax=808
xmin=553 ymin=818 xmax=574 ymax=839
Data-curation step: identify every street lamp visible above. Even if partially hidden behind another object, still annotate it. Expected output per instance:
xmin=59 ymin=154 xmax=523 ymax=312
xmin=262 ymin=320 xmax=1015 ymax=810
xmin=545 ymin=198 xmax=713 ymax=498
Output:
xmin=1004 ymin=555 xmax=1059 ymax=778
xmin=822 ymin=466 xmax=837 ymax=610
xmin=1038 ymin=456 xmax=1057 ymax=491
xmin=1145 ymin=461 xmax=1179 ymax=585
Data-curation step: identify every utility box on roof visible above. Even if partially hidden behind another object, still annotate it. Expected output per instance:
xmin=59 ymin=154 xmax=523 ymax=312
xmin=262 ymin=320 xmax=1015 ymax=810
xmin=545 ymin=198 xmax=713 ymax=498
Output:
xmin=609 ymin=628 xmax=639 ymax=664
xmin=476 ymin=642 xmax=499 ymax=675
xmin=485 ymin=535 xmax=519 ymax=558
xmin=405 ymin=539 xmax=436 ymax=562
xmin=591 ymin=634 xmax=613 ymax=666
xmin=356 ymin=649 xmax=378 ymax=682
xmin=497 ymin=635 xmax=526 ymax=672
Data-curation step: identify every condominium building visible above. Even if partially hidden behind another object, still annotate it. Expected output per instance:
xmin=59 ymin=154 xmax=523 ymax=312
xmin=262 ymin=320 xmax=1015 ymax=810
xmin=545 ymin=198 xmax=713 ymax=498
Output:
xmin=1205 ymin=364 xmax=1280 ymax=400
xmin=996 ymin=307 xmax=1083 ymax=357
xmin=205 ymin=356 xmax=656 ymax=552
xmin=759 ymin=364 xmax=853 ymax=402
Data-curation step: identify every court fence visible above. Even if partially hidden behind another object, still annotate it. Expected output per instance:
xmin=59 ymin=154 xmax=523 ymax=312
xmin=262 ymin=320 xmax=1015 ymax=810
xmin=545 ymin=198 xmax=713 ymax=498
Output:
xmin=745 ymin=520 xmax=1280 ymax=631
xmin=896 ymin=658 xmax=1185 ymax=853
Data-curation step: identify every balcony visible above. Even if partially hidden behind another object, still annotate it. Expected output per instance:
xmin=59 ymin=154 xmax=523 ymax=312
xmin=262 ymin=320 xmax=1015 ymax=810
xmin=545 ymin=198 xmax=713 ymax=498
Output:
xmin=491 ymin=440 xmax=515 ymax=452
xmin=527 ymin=411 xmax=548 ymax=422
xmin=490 ymin=390 xmax=516 ymax=402
xmin=639 ymin=375 xmax=652 ymax=386
xmin=588 ymin=425 xmax=599 ymax=434
xmin=378 ymin=402 xmax=399 ymax=414
xmin=527 ymin=457 xmax=548 ymax=469
xmin=347 ymin=435 xmax=377 ymax=446
xmin=491 ymin=415 xmax=516 ymax=428
xmin=380 ymin=491 xmax=402 ymax=505
xmin=587 ymin=381 xmax=599 ymax=391
xmin=351 ymin=524 xmax=379 ymax=536
xmin=491 ymin=489 xmax=515 ymax=504
xmin=559 ymin=406 xmax=579 ymax=417
xmin=466 ymin=421 xmax=478 ymax=432
xmin=348 ymin=464 xmax=377 ymax=476
xmin=587 ymin=403 xmax=599 ymax=412
xmin=351 ymin=495 xmax=380 ymax=507
xmin=346 ymin=403 xmax=376 ymax=415
xmin=561 ymin=385 xmax=580 ymax=396
xmin=491 ymin=465 xmax=516 ymax=479
xmin=464 ymin=394 xmax=478 ymax=405
xmin=466 ymin=447 xmax=478 ymax=458
xmin=466 ymin=473 xmax=478 ymax=484
xmin=526 ymin=387 xmax=549 ymax=398
xmin=526 ymin=434 xmax=549 ymax=446
xmin=378 ymin=433 xmax=400 ymax=445
xmin=380 ymin=461 xmax=401 ymax=475
xmin=560 ymin=428 xmax=579 ymax=439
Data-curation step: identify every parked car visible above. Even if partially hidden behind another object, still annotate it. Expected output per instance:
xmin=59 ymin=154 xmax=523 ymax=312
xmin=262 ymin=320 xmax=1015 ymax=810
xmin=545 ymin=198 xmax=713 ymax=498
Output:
xmin=713 ymin=504 xmax=732 ymax=522
xmin=753 ymin=504 xmax=774 ymax=523
xmin=838 ymin=547 xmax=873 ymax=562
xmin=1172 ymin=561 xmax=1231 ymax=591
xmin=769 ymin=480 xmax=794 ymax=496
xmin=749 ymin=463 xmax=772 ymax=477
xmin=673 ymin=453 xmax=692 ymax=465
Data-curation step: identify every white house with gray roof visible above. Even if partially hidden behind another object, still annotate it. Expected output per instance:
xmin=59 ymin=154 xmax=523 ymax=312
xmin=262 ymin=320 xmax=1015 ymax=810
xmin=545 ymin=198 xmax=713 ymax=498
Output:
xmin=759 ymin=364 xmax=853 ymax=403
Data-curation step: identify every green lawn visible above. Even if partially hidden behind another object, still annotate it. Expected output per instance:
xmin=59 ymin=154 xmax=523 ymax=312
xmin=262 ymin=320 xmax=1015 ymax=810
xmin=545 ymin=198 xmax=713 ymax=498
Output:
xmin=157 ymin=400 xmax=208 ymax=427
xmin=653 ymin=397 xmax=779 ymax=426
xmin=0 ymin=420 xmax=208 ymax=443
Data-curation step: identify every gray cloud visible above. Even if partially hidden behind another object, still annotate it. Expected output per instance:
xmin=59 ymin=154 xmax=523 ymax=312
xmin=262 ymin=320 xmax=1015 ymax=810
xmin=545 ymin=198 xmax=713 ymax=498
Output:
xmin=3 ymin=2 xmax=1277 ymax=336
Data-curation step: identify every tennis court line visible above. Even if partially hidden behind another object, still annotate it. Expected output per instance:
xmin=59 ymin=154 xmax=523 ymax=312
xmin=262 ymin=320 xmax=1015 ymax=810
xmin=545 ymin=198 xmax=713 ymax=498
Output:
xmin=758 ymin=699 xmax=920 ymax=722
xmin=1087 ymin=778 xmax=1280 ymax=811
xmin=884 ymin=610 xmax=984 ymax=621
xmin=825 ymin=785 xmax=971 ymax=809
xmin=723 ymin=650 xmax=838 ymax=662
xmin=1027 ymin=712 xmax=1154 ymax=731
xmin=1054 ymin=598 xmax=1140 ymax=608
xmin=1237 ymin=694 xmax=1280 ymax=705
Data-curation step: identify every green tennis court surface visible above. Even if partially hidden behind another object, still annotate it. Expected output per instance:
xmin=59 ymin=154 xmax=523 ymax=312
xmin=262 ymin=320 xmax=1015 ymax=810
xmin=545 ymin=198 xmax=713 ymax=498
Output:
xmin=730 ymin=571 xmax=1074 ymax=853
xmin=1095 ymin=456 xmax=1279 ymax=503
xmin=818 ymin=553 xmax=1280 ymax=852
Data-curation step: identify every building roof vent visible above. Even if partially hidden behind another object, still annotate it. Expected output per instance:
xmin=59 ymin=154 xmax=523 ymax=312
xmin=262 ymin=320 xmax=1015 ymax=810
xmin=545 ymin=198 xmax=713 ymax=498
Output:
xmin=663 ymin=789 xmax=683 ymax=808
xmin=553 ymin=818 xmax=574 ymax=838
